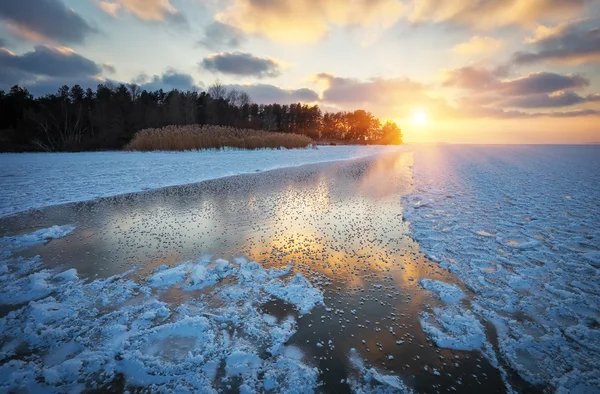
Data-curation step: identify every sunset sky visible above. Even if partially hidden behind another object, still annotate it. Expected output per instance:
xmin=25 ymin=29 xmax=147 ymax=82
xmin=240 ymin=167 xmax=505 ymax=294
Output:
xmin=1 ymin=0 xmax=599 ymax=143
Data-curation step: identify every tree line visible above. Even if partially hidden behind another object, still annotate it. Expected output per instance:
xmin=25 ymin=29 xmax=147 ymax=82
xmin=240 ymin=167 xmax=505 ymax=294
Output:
xmin=0 ymin=83 xmax=402 ymax=152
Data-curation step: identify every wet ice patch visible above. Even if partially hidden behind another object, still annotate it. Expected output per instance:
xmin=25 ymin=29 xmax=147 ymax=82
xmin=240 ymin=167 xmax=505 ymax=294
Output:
xmin=419 ymin=278 xmax=465 ymax=304
xmin=347 ymin=348 xmax=413 ymax=393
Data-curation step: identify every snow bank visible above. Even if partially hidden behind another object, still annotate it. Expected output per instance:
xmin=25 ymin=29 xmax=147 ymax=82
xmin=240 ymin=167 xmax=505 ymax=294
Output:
xmin=418 ymin=278 xmax=465 ymax=304
xmin=403 ymin=145 xmax=600 ymax=391
xmin=0 ymin=232 xmax=324 ymax=392
xmin=0 ymin=146 xmax=406 ymax=217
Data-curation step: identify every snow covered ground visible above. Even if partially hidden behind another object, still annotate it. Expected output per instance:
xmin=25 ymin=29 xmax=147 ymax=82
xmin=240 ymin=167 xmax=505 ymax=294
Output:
xmin=0 ymin=146 xmax=405 ymax=218
xmin=405 ymin=145 xmax=600 ymax=393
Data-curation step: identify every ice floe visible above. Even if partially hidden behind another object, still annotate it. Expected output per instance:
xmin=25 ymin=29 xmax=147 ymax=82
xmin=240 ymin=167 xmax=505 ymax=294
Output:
xmin=418 ymin=278 xmax=465 ymax=304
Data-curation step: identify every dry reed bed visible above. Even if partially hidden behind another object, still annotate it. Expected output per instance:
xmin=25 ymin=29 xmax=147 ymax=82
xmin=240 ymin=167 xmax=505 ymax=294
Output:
xmin=124 ymin=125 xmax=314 ymax=151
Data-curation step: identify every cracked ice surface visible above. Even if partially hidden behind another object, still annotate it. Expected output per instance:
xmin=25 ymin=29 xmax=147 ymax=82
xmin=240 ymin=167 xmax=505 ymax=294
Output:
xmin=0 ymin=227 xmax=323 ymax=393
xmin=404 ymin=145 xmax=600 ymax=392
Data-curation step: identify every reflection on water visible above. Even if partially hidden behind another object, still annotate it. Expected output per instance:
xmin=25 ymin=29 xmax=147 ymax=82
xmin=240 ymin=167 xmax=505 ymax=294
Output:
xmin=0 ymin=152 xmax=512 ymax=393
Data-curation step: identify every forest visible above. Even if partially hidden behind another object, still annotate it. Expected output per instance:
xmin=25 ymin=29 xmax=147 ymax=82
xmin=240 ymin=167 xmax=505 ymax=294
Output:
xmin=0 ymin=83 xmax=403 ymax=152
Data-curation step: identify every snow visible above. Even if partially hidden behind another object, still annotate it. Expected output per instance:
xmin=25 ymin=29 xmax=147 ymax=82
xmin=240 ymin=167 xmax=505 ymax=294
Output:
xmin=404 ymin=145 xmax=600 ymax=392
xmin=418 ymin=278 xmax=465 ymax=304
xmin=0 ymin=226 xmax=323 ymax=392
xmin=0 ymin=146 xmax=405 ymax=217
xmin=0 ymin=224 xmax=76 ymax=305
xmin=420 ymin=305 xmax=492 ymax=355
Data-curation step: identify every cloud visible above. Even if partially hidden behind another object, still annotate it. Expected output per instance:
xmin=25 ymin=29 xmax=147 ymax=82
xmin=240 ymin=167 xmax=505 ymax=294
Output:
xmin=224 ymin=83 xmax=319 ymax=104
xmin=95 ymin=1 xmax=121 ymax=17
xmin=95 ymin=0 xmax=185 ymax=23
xmin=201 ymin=51 xmax=282 ymax=78
xmin=313 ymin=72 xmax=599 ymax=120
xmin=134 ymin=69 xmax=198 ymax=91
xmin=499 ymin=91 xmax=600 ymax=108
xmin=102 ymin=63 xmax=117 ymax=74
xmin=0 ymin=46 xmax=106 ymax=95
xmin=216 ymin=0 xmax=405 ymax=43
xmin=197 ymin=22 xmax=246 ymax=50
xmin=0 ymin=38 xmax=6 ymax=48
xmin=0 ymin=0 xmax=96 ymax=44
xmin=443 ymin=67 xmax=590 ymax=95
xmin=0 ymin=46 xmax=101 ymax=82
xmin=407 ymin=0 xmax=587 ymax=29
xmin=442 ymin=66 xmax=501 ymax=90
xmin=452 ymin=36 xmax=503 ymax=54
xmin=513 ymin=19 xmax=600 ymax=64
xmin=315 ymin=73 xmax=457 ymax=119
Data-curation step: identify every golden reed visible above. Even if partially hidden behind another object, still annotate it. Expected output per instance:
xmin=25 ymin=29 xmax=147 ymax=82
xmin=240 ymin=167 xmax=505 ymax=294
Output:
xmin=124 ymin=125 xmax=315 ymax=151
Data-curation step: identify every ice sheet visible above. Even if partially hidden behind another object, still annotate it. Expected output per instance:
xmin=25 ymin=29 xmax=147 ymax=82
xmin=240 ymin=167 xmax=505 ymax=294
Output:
xmin=404 ymin=145 xmax=600 ymax=392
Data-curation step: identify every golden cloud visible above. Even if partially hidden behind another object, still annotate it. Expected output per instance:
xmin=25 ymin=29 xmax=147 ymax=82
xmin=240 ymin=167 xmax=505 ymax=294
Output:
xmin=95 ymin=1 xmax=122 ymax=18
xmin=407 ymin=0 xmax=586 ymax=29
xmin=216 ymin=0 xmax=405 ymax=43
xmin=452 ymin=36 xmax=503 ymax=54
xmin=96 ymin=0 xmax=179 ymax=22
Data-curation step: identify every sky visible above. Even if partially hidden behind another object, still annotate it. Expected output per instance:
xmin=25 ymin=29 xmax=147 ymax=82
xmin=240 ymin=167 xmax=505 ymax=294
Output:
xmin=0 ymin=0 xmax=599 ymax=143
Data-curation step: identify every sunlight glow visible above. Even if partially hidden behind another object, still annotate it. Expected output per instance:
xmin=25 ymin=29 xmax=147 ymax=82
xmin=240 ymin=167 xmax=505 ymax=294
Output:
xmin=411 ymin=110 xmax=428 ymax=126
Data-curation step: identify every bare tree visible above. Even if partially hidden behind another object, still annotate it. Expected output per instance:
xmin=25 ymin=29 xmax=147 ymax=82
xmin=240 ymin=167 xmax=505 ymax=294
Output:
xmin=208 ymin=81 xmax=226 ymax=100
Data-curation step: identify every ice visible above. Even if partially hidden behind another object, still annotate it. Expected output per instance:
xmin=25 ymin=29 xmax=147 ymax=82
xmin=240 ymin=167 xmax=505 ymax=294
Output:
xmin=347 ymin=348 xmax=413 ymax=393
xmin=418 ymin=278 xmax=465 ymax=304
xmin=0 ymin=225 xmax=76 ymax=305
xmin=0 ymin=146 xmax=407 ymax=217
xmin=403 ymin=145 xmax=600 ymax=391
xmin=0 ymin=230 xmax=326 ymax=392
xmin=264 ymin=273 xmax=324 ymax=314
xmin=420 ymin=305 xmax=488 ymax=352
xmin=0 ymin=224 xmax=75 ymax=254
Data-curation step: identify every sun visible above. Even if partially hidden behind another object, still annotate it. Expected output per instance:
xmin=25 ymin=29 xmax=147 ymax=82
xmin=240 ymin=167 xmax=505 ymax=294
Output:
xmin=411 ymin=110 xmax=428 ymax=126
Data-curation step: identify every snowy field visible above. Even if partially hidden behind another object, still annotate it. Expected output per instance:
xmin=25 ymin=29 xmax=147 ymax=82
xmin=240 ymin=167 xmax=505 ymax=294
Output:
xmin=0 ymin=146 xmax=405 ymax=218
xmin=404 ymin=145 xmax=600 ymax=393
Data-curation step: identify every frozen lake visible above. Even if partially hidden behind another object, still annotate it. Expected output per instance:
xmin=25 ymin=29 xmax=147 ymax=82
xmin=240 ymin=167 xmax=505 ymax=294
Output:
xmin=1 ymin=145 xmax=599 ymax=393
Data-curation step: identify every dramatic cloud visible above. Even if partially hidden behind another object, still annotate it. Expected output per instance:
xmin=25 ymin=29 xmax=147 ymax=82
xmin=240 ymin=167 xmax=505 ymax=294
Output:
xmin=499 ymin=91 xmax=600 ymax=108
xmin=201 ymin=51 xmax=282 ymax=78
xmin=313 ymin=71 xmax=599 ymax=120
xmin=0 ymin=0 xmax=96 ymax=44
xmin=134 ymin=70 xmax=198 ymax=91
xmin=225 ymin=83 xmax=319 ymax=104
xmin=0 ymin=46 xmax=101 ymax=81
xmin=216 ymin=0 xmax=405 ymax=43
xmin=407 ymin=0 xmax=587 ymax=29
xmin=96 ymin=0 xmax=185 ymax=23
xmin=198 ymin=22 xmax=246 ymax=50
xmin=444 ymin=67 xmax=590 ymax=95
xmin=513 ymin=20 xmax=600 ymax=65
xmin=452 ymin=36 xmax=503 ymax=54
